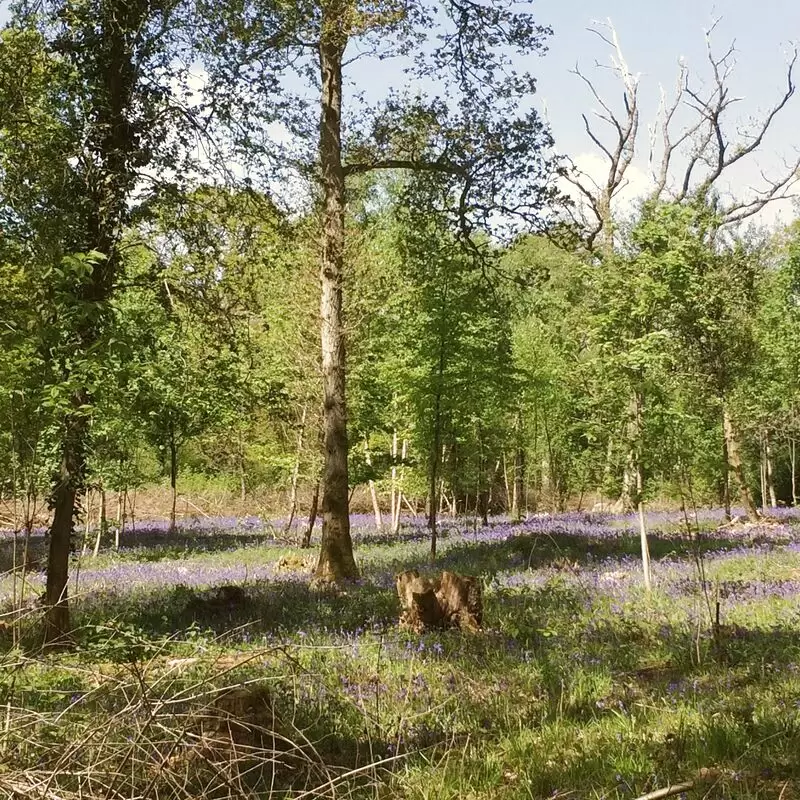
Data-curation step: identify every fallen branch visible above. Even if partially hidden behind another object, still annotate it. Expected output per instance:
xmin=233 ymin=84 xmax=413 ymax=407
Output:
xmin=177 ymin=496 xmax=210 ymax=518
xmin=633 ymin=780 xmax=694 ymax=800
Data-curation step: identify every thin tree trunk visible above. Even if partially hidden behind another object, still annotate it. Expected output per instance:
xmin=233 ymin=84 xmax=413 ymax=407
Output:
xmin=636 ymin=463 xmax=651 ymax=591
xmin=512 ymin=410 xmax=525 ymax=521
xmin=478 ymin=489 xmax=489 ymax=526
xmin=238 ymin=427 xmax=247 ymax=502
xmin=764 ymin=432 xmax=777 ymax=508
xmin=617 ymin=393 xmax=640 ymax=513
xmin=302 ymin=479 xmax=321 ymax=548
xmin=390 ymin=428 xmax=398 ymax=528
xmin=100 ymin=486 xmax=111 ymax=551
xmin=169 ymin=425 xmax=178 ymax=533
xmin=429 ymin=352 xmax=446 ymax=561
xmin=392 ymin=437 xmax=407 ymax=533
xmin=82 ymin=488 xmax=92 ymax=557
xmin=92 ymin=491 xmax=103 ymax=558
xmin=429 ymin=413 xmax=442 ymax=562
xmin=315 ymin=12 xmax=357 ymax=581
xmin=723 ymin=403 xmax=759 ymax=522
xmin=791 ymin=438 xmax=797 ymax=507
xmin=722 ymin=435 xmax=732 ymax=521
xmin=502 ymin=452 xmax=511 ymax=512
xmin=364 ymin=437 xmax=382 ymax=529
xmin=286 ymin=402 xmax=308 ymax=534
xmin=130 ymin=485 xmax=137 ymax=532
xmin=632 ymin=388 xmax=651 ymax=590
xmin=116 ymin=487 xmax=126 ymax=543
xmin=43 ymin=0 xmax=145 ymax=646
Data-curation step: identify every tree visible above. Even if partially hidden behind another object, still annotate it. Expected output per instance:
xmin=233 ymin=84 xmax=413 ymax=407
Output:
xmin=565 ymin=20 xmax=798 ymax=533
xmin=199 ymin=0 xmax=560 ymax=580
xmin=0 ymin=0 xmax=196 ymax=644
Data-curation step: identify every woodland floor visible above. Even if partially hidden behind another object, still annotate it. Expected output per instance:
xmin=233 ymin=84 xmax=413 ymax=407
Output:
xmin=1 ymin=507 xmax=800 ymax=799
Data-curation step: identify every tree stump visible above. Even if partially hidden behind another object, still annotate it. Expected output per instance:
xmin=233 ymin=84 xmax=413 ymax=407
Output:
xmin=396 ymin=570 xmax=482 ymax=633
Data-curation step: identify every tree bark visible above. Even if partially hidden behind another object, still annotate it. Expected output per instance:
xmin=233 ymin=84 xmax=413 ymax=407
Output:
xmin=428 ymin=429 xmax=440 ymax=562
xmin=392 ymin=437 xmax=407 ymax=533
xmin=764 ymin=432 xmax=777 ymax=508
xmin=82 ymin=487 xmax=92 ymax=557
xmin=390 ymin=428 xmax=398 ymax=528
xmin=238 ymin=427 xmax=247 ymax=502
xmin=429 ymin=342 xmax=446 ymax=561
xmin=44 ymin=404 xmax=87 ymax=647
xmin=721 ymin=435 xmax=732 ymax=521
xmin=169 ymin=425 xmax=178 ymax=533
xmin=631 ymin=389 xmax=651 ymax=591
xmin=364 ymin=437 xmax=382 ymax=528
xmin=512 ymin=412 xmax=525 ymax=521
xmin=314 ymin=6 xmax=358 ymax=581
xmin=722 ymin=404 xmax=759 ymax=522
xmin=791 ymin=438 xmax=797 ymax=507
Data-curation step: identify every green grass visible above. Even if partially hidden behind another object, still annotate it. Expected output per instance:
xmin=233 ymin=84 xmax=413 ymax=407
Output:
xmin=2 ymin=515 xmax=800 ymax=798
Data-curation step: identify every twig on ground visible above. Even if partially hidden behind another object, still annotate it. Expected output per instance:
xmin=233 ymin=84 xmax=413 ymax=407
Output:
xmin=178 ymin=496 xmax=210 ymax=518
xmin=632 ymin=780 xmax=695 ymax=800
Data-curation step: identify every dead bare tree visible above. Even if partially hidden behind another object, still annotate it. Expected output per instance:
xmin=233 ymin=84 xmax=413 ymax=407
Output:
xmin=565 ymin=21 xmax=641 ymax=253
xmin=568 ymin=17 xmax=799 ymax=245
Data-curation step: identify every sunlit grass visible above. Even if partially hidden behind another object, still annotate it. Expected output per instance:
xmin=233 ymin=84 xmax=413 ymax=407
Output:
xmin=2 ymin=509 xmax=800 ymax=798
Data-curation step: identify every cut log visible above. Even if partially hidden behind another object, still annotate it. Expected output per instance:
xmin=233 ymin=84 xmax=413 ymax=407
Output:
xmin=396 ymin=570 xmax=482 ymax=633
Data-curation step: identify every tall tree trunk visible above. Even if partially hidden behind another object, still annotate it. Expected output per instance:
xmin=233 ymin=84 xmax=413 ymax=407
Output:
xmin=390 ymin=428 xmax=398 ymax=527
xmin=764 ymin=432 xmax=777 ymax=508
xmin=428 ymin=424 xmax=441 ymax=562
xmin=635 ymin=461 xmax=651 ymax=591
xmin=428 ymin=328 xmax=447 ymax=561
xmin=364 ymin=437 xmax=382 ymax=529
xmin=169 ymin=425 xmax=178 ymax=533
xmin=100 ymin=486 xmax=110 ymax=551
xmin=721 ymin=435 xmax=732 ymax=521
xmin=512 ymin=447 xmax=525 ymax=520
xmin=502 ymin=452 xmax=511 ymax=512
xmin=723 ymin=404 xmax=759 ymax=522
xmin=512 ymin=410 xmax=525 ymax=521
xmin=285 ymin=402 xmax=308 ymax=534
xmin=238 ymin=427 xmax=247 ymax=502
xmin=44 ymin=405 xmax=87 ymax=647
xmin=315 ymin=10 xmax=357 ymax=581
xmin=82 ymin=487 xmax=92 ymax=557
xmin=631 ymin=388 xmax=651 ymax=590
xmin=791 ymin=438 xmax=798 ymax=507
xmin=116 ymin=487 xmax=125 ymax=539
xmin=392 ymin=437 xmax=407 ymax=533
xmin=478 ymin=488 xmax=489 ymax=527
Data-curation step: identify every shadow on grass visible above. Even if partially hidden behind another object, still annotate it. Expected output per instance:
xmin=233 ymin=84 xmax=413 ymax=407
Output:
xmin=370 ymin=527 xmax=762 ymax=583
xmin=0 ymin=527 xmax=299 ymax=573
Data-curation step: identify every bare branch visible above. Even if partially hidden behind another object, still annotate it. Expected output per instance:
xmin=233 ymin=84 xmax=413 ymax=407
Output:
xmin=568 ymin=19 xmax=640 ymax=251
xmin=720 ymin=153 xmax=800 ymax=224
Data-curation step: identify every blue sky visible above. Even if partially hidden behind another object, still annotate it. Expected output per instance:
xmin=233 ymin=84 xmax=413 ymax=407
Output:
xmin=531 ymin=0 xmax=800 ymax=223
xmin=2 ymin=0 xmax=797 ymax=223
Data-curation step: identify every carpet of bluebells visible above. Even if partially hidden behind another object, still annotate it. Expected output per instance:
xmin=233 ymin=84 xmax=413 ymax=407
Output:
xmin=2 ymin=507 xmax=800 ymax=799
